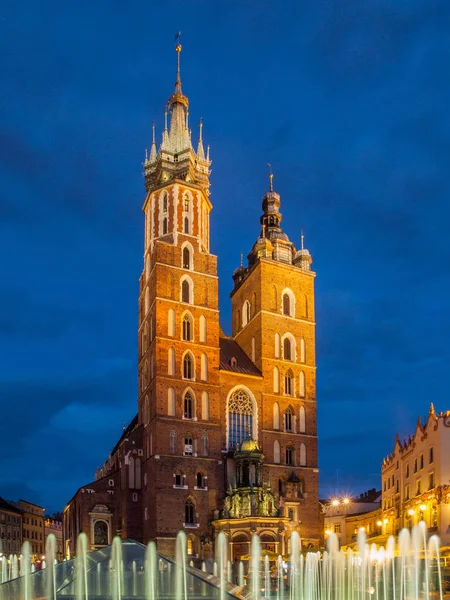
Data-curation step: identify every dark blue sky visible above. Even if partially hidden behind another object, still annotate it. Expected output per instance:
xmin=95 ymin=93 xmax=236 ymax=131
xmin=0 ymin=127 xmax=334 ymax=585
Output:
xmin=1 ymin=0 xmax=449 ymax=513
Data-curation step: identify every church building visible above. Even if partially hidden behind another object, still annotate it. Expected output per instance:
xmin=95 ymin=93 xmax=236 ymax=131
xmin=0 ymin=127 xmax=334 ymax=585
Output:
xmin=63 ymin=43 xmax=321 ymax=561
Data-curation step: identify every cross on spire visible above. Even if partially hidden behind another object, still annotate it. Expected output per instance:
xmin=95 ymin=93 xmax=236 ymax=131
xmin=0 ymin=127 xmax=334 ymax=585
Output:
xmin=267 ymin=163 xmax=274 ymax=191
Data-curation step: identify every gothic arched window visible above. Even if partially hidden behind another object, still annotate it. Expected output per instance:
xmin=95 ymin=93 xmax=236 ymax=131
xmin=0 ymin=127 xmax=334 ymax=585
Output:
xmin=184 ymin=194 xmax=190 ymax=212
xmin=285 ymin=369 xmax=294 ymax=396
xmin=299 ymin=405 xmax=306 ymax=433
xmin=283 ymin=338 xmax=292 ymax=361
xmin=283 ymin=293 xmax=290 ymax=316
xmin=184 ymin=435 xmax=193 ymax=456
xmin=185 ymin=500 xmax=195 ymax=524
xmin=299 ymin=371 xmax=305 ymax=398
xmin=184 ymin=392 xmax=194 ymax=419
xmin=181 ymin=279 xmax=190 ymax=303
xmin=273 ymin=402 xmax=280 ymax=429
xmin=285 ymin=407 xmax=293 ymax=432
xmin=227 ymin=388 xmax=255 ymax=449
xmin=274 ymin=440 xmax=280 ymax=464
xmin=182 ymin=314 xmax=192 ymax=341
xmin=300 ymin=443 xmax=307 ymax=466
xmin=196 ymin=472 xmax=205 ymax=488
xmin=184 ymin=216 xmax=190 ymax=234
xmin=182 ymin=246 xmax=191 ymax=269
xmin=163 ymin=193 xmax=168 ymax=213
xmin=242 ymin=301 xmax=250 ymax=327
xmin=162 ymin=217 xmax=168 ymax=235
xmin=183 ymin=353 xmax=194 ymax=380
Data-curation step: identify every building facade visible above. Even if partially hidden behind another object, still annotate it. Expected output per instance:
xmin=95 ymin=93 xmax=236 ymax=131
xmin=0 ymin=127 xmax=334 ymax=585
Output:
xmin=381 ymin=404 xmax=450 ymax=545
xmin=0 ymin=497 xmax=22 ymax=556
xmin=19 ymin=500 xmax=45 ymax=558
xmin=64 ymin=44 xmax=321 ymax=559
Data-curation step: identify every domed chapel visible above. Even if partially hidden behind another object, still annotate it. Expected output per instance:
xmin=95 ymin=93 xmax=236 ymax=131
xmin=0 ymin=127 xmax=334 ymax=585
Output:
xmin=63 ymin=42 xmax=321 ymax=561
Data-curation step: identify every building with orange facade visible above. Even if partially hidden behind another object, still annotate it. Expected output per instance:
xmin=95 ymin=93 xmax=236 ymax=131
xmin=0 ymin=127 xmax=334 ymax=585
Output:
xmin=63 ymin=44 xmax=321 ymax=560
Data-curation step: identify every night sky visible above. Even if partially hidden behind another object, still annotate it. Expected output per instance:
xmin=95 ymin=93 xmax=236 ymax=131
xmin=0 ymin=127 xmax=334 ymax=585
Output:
xmin=1 ymin=1 xmax=449 ymax=513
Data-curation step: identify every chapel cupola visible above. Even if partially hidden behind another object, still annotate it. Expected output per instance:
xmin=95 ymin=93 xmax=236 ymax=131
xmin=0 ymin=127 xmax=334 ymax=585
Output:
xmin=143 ymin=38 xmax=211 ymax=192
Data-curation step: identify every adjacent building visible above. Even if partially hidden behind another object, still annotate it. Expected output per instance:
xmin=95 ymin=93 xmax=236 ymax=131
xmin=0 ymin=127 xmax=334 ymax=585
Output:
xmin=44 ymin=519 xmax=63 ymax=561
xmin=323 ymin=489 xmax=381 ymax=547
xmin=19 ymin=500 xmax=45 ymax=558
xmin=63 ymin=43 xmax=321 ymax=560
xmin=0 ymin=497 xmax=22 ymax=556
xmin=381 ymin=404 xmax=450 ymax=545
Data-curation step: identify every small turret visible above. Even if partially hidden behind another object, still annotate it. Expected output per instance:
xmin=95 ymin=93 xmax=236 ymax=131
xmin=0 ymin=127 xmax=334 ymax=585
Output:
xmin=293 ymin=229 xmax=313 ymax=271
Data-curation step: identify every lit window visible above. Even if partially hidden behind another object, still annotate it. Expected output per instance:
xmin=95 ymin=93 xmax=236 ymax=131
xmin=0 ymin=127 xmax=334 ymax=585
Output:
xmin=183 ymin=354 xmax=194 ymax=379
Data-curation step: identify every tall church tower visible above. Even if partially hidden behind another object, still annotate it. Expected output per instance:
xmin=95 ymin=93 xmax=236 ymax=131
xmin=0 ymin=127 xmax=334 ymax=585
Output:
xmin=138 ymin=42 xmax=222 ymax=556
xmin=229 ymin=172 xmax=320 ymax=545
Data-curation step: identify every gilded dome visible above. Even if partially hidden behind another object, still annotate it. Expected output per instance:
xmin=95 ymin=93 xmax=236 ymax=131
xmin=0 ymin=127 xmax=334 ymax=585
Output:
xmin=239 ymin=438 xmax=261 ymax=453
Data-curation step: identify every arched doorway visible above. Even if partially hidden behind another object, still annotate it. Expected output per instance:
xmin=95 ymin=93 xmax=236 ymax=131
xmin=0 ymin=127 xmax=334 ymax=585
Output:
xmin=231 ymin=532 xmax=250 ymax=561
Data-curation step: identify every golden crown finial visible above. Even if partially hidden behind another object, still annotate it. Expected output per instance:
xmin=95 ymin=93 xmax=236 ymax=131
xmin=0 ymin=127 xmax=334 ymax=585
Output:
xmin=175 ymin=31 xmax=182 ymax=52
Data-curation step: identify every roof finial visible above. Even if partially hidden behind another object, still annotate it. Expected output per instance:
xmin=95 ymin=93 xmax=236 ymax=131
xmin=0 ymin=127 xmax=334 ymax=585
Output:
xmin=240 ymin=250 xmax=244 ymax=266
xmin=199 ymin=117 xmax=203 ymax=141
xmin=164 ymin=109 xmax=168 ymax=131
xmin=152 ymin=120 xmax=156 ymax=144
xmin=430 ymin=402 xmax=435 ymax=415
xmin=267 ymin=163 xmax=274 ymax=192
xmin=197 ymin=117 xmax=205 ymax=159
xmin=149 ymin=120 xmax=157 ymax=162
xmin=206 ymin=144 xmax=210 ymax=162
xmin=301 ymin=228 xmax=305 ymax=250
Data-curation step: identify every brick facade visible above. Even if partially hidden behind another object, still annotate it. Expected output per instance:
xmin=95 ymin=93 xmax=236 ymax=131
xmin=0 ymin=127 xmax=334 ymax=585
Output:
xmin=63 ymin=46 xmax=321 ymax=559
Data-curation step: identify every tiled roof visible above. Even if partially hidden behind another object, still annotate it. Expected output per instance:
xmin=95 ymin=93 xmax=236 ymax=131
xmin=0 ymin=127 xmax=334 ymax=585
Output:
xmin=219 ymin=338 xmax=261 ymax=376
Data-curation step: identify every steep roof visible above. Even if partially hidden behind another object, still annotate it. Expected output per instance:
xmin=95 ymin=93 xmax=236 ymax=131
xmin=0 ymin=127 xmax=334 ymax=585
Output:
xmin=219 ymin=338 xmax=261 ymax=376
xmin=110 ymin=414 xmax=139 ymax=456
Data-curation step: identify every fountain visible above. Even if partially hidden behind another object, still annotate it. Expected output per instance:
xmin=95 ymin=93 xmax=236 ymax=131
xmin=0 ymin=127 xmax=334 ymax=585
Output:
xmin=0 ymin=522 xmax=446 ymax=599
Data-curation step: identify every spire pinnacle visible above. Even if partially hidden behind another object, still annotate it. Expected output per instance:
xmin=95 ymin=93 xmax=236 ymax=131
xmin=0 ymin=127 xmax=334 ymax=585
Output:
xmin=164 ymin=110 xmax=168 ymax=131
xmin=267 ymin=163 xmax=274 ymax=192
xmin=149 ymin=120 xmax=157 ymax=162
xmin=240 ymin=250 xmax=244 ymax=266
xmin=169 ymin=32 xmax=188 ymax=109
xmin=197 ymin=117 xmax=205 ymax=159
xmin=301 ymin=228 xmax=304 ymax=250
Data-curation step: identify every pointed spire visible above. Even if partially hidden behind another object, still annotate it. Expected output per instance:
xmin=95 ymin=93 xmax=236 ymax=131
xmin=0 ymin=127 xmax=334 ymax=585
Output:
xmin=206 ymin=144 xmax=210 ymax=162
xmin=301 ymin=228 xmax=305 ymax=250
xmin=168 ymin=33 xmax=188 ymax=110
xmin=240 ymin=251 xmax=244 ymax=267
xmin=149 ymin=121 xmax=157 ymax=162
xmin=430 ymin=403 xmax=435 ymax=415
xmin=197 ymin=117 xmax=205 ymax=160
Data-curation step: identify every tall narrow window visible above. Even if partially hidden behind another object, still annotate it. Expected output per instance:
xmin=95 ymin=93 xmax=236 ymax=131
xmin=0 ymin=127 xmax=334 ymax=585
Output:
xmin=199 ymin=315 xmax=206 ymax=342
xmin=273 ymin=367 xmax=280 ymax=393
xmin=285 ymin=408 xmax=293 ymax=432
xmin=184 ymin=216 xmax=190 ymax=234
xmin=182 ymin=315 xmax=192 ymax=341
xmin=242 ymin=301 xmax=250 ymax=327
xmin=168 ymin=348 xmax=175 ymax=376
xmin=300 ymin=443 xmax=306 ymax=466
xmin=168 ymin=309 xmax=175 ymax=337
xmin=196 ymin=472 xmax=205 ymax=488
xmin=183 ymin=353 xmax=194 ymax=380
xmin=273 ymin=402 xmax=280 ymax=430
xmin=285 ymin=369 xmax=294 ymax=396
xmin=200 ymin=353 xmax=208 ymax=381
xmin=274 ymin=440 xmax=280 ymax=464
xmin=286 ymin=446 xmax=294 ymax=466
xmin=163 ymin=193 xmax=168 ymax=213
xmin=201 ymin=432 xmax=209 ymax=456
xmin=184 ymin=392 xmax=194 ymax=419
xmin=168 ymin=387 xmax=176 ymax=416
xmin=299 ymin=371 xmax=305 ymax=398
xmin=182 ymin=246 xmax=191 ymax=269
xmin=283 ymin=338 xmax=292 ymax=361
xmin=181 ymin=279 xmax=190 ymax=303
xmin=202 ymin=391 xmax=209 ymax=420
xmin=185 ymin=500 xmax=195 ymax=524
xmin=283 ymin=294 xmax=290 ymax=316
xmin=170 ymin=429 xmax=177 ymax=454
xmin=162 ymin=218 xmax=168 ymax=235
xmin=300 ymin=339 xmax=306 ymax=363
xmin=299 ymin=406 xmax=306 ymax=433
xmin=275 ymin=333 xmax=280 ymax=358
xmin=429 ymin=447 xmax=434 ymax=463
xmin=184 ymin=195 xmax=190 ymax=212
